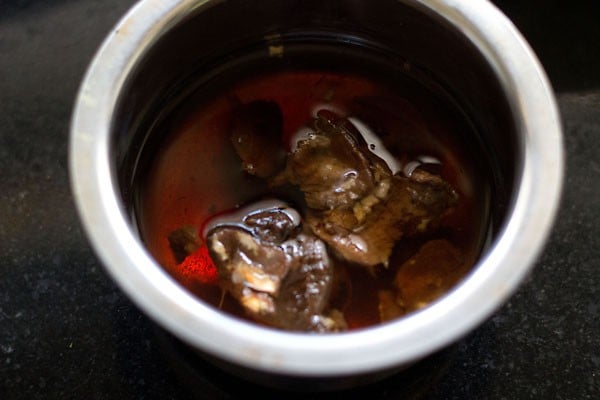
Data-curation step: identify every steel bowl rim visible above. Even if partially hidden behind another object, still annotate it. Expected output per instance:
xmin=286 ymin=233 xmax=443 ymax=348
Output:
xmin=69 ymin=0 xmax=563 ymax=377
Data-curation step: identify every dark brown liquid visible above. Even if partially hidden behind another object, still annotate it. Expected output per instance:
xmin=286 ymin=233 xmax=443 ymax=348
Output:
xmin=135 ymin=64 xmax=492 ymax=330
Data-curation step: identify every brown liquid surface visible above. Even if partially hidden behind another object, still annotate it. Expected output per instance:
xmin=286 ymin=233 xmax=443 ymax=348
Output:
xmin=136 ymin=69 xmax=491 ymax=330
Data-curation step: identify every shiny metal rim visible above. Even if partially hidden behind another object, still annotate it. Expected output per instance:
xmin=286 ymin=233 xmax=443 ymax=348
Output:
xmin=70 ymin=0 xmax=563 ymax=376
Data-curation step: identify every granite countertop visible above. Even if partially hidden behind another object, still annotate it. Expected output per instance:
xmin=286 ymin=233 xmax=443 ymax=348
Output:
xmin=0 ymin=1 xmax=598 ymax=398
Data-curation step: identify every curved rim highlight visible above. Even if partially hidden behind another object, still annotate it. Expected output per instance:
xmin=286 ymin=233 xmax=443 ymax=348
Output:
xmin=69 ymin=0 xmax=563 ymax=376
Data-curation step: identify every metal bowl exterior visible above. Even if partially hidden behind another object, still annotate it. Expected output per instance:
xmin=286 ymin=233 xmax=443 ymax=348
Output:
xmin=69 ymin=0 xmax=563 ymax=378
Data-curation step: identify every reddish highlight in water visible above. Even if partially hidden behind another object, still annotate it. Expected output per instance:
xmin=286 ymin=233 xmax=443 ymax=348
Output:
xmin=178 ymin=246 xmax=219 ymax=285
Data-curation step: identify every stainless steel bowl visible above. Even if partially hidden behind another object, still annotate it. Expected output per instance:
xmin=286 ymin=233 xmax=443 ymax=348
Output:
xmin=70 ymin=0 xmax=563 ymax=388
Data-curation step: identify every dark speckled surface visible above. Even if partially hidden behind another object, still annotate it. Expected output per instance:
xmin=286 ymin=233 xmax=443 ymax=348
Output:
xmin=0 ymin=1 xmax=598 ymax=398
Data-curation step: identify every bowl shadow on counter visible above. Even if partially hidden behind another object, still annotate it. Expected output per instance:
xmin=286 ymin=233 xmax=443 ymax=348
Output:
xmin=109 ymin=295 xmax=497 ymax=398
xmin=148 ymin=324 xmax=494 ymax=398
